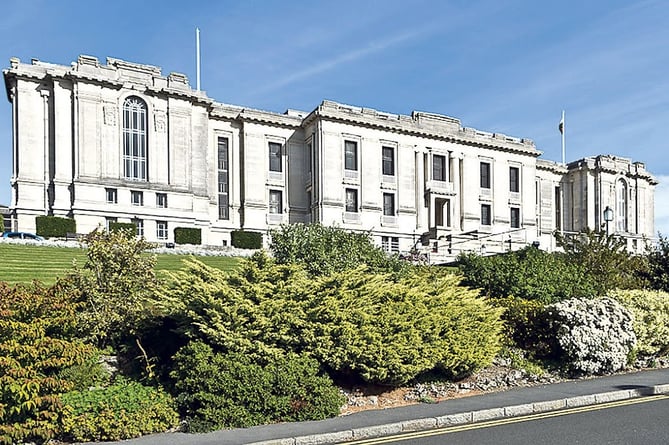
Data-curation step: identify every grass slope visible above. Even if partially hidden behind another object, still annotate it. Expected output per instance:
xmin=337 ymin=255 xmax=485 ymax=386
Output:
xmin=0 ymin=243 xmax=241 ymax=285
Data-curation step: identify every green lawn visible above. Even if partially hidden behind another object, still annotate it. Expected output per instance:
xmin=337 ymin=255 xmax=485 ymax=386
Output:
xmin=0 ymin=243 xmax=241 ymax=285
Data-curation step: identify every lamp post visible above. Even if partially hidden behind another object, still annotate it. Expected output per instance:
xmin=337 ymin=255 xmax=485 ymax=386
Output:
xmin=603 ymin=206 xmax=614 ymax=236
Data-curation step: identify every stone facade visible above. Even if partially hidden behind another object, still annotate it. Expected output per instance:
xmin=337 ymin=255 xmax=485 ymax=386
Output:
xmin=3 ymin=55 xmax=657 ymax=259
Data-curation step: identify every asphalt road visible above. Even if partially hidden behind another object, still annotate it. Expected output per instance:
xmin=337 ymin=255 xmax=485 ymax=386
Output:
xmin=348 ymin=394 xmax=669 ymax=445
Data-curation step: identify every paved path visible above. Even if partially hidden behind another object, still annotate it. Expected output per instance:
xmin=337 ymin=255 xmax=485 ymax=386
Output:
xmin=90 ymin=368 xmax=669 ymax=445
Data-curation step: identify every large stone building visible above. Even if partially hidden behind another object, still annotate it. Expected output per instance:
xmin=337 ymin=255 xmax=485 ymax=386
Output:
xmin=2 ymin=55 xmax=657 ymax=260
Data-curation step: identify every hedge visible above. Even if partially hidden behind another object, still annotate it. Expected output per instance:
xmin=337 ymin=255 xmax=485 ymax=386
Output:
xmin=231 ymin=230 xmax=262 ymax=249
xmin=174 ymin=227 xmax=202 ymax=245
xmin=35 ymin=215 xmax=76 ymax=238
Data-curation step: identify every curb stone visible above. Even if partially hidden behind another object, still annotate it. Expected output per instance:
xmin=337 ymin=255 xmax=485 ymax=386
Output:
xmin=247 ymin=384 xmax=669 ymax=445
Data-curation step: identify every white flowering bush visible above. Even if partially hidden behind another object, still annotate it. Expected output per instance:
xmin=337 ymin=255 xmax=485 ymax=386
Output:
xmin=608 ymin=289 xmax=669 ymax=358
xmin=543 ymin=297 xmax=636 ymax=376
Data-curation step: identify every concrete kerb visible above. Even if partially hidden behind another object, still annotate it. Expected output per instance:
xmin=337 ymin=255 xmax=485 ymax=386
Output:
xmin=247 ymin=384 xmax=669 ymax=445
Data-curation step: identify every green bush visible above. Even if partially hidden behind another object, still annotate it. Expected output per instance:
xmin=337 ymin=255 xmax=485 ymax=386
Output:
xmin=160 ymin=255 xmax=502 ymax=386
xmin=491 ymin=296 xmax=547 ymax=351
xmin=0 ymin=281 xmax=97 ymax=445
xmin=457 ymin=247 xmax=598 ymax=303
xmin=171 ymin=342 xmax=343 ymax=432
xmin=60 ymin=380 xmax=179 ymax=442
xmin=537 ymin=297 xmax=636 ymax=376
xmin=108 ymin=222 xmax=137 ymax=236
xmin=231 ymin=230 xmax=262 ymax=249
xmin=0 ymin=213 xmax=4 ymax=232
xmin=174 ymin=227 xmax=201 ymax=245
xmin=609 ymin=289 xmax=669 ymax=358
xmin=270 ymin=223 xmax=406 ymax=276
xmin=35 ymin=215 xmax=76 ymax=238
xmin=645 ymin=235 xmax=669 ymax=292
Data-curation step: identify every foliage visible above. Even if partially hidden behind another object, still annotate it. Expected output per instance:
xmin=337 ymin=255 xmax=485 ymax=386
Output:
xmin=609 ymin=289 xmax=669 ymax=358
xmin=0 ymin=281 xmax=97 ymax=445
xmin=269 ymin=223 xmax=407 ymax=277
xmin=35 ymin=215 xmax=76 ymax=238
xmin=555 ymin=229 xmax=648 ymax=293
xmin=159 ymin=254 xmax=503 ymax=386
xmin=60 ymin=379 xmax=179 ymax=442
xmin=490 ymin=296 xmax=547 ymax=350
xmin=170 ymin=341 xmax=343 ymax=432
xmin=457 ymin=247 xmax=598 ymax=303
xmin=174 ymin=227 xmax=201 ymax=245
xmin=538 ymin=297 xmax=636 ymax=376
xmin=0 ymin=213 xmax=4 ymax=232
xmin=63 ymin=229 xmax=159 ymax=349
xmin=230 ymin=230 xmax=262 ymax=249
xmin=109 ymin=222 xmax=137 ymax=236
xmin=644 ymin=235 xmax=669 ymax=292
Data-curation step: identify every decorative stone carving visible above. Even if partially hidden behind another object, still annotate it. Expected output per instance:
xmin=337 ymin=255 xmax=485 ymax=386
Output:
xmin=103 ymin=104 xmax=117 ymax=126
xmin=154 ymin=111 xmax=166 ymax=132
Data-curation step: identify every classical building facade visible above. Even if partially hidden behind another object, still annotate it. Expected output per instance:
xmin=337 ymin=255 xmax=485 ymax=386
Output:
xmin=2 ymin=56 xmax=657 ymax=259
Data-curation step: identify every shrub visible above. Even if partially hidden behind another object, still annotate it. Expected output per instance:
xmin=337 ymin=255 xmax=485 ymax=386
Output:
xmin=231 ymin=230 xmax=262 ymax=249
xmin=174 ymin=227 xmax=201 ymax=245
xmin=645 ymin=235 xmax=669 ymax=292
xmin=608 ymin=289 xmax=669 ymax=358
xmin=269 ymin=223 xmax=406 ymax=277
xmin=538 ymin=297 xmax=636 ymax=376
xmin=35 ymin=215 xmax=76 ymax=238
xmin=491 ymin=296 xmax=547 ymax=351
xmin=0 ymin=213 xmax=4 ymax=232
xmin=63 ymin=229 xmax=158 ymax=349
xmin=170 ymin=342 xmax=343 ymax=432
xmin=108 ymin=222 xmax=137 ymax=236
xmin=0 ymin=282 xmax=97 ymax=445
xmin=160 ymin=255 xmax=503 ymax=386
xmin=458 ymin=247 xmax=598 ymax=303
xmin=60 ymin=380 xmax=179 ymax=442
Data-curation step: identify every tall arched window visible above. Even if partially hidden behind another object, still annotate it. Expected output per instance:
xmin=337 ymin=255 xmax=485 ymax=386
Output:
xmin=123 ymin=96 xmax=148 ymax=180
xmin=616 ymin=178 xmax=627 ymax=232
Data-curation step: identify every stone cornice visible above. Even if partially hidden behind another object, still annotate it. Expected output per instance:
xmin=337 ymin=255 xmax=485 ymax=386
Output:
xmin=304 ymin=100 xmax=540 ymax=157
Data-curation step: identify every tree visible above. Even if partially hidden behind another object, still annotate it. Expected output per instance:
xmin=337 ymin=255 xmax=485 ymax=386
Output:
xmin=645 ymin=234 xmax=669 ymax=292
xmin=269 ymin=223 xmax=406 ymax=277
xmin=64 ymin=229 xmax=159 ymax=349
xmin=554 ymin=229 xmax=648 ymax=293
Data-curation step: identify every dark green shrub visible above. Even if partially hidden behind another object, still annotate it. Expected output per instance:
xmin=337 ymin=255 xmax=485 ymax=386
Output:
xmin=174 ymin=227 xmax=201 ymax=245
xmin=269 ymin=223 xmax=406 ymax=276
xmin=491 ymin=296 xmax=547 ymax=351
xmin=645 ymin=235 xmax=669 ymax=292
xmin=108 ymin=222 xmax=137 ymax=236
xmin=0 ymin=213 xmax=4 ymax=232
xmin=35 ymin=215 xmax=76 ymax=238
xmin=231 ymin=230 xmax=262 ymax=249
xmin=60 ymin=379 xmax=179 ymax=442
xmin=171 ymin=341 xmax=343 ymax=432
xmin=457 ymin=247 xmax=598 ymax=303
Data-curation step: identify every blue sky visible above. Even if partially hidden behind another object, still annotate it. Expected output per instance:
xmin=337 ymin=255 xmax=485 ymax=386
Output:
xmin=2 ymin=0 xmax=667 ymax=234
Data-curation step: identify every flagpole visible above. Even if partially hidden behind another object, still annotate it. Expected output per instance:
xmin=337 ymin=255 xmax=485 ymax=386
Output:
xmin=561 ymin=110 xmax=566 ymax=165
xmin=196 ymin=27 xmax=201 ymax=91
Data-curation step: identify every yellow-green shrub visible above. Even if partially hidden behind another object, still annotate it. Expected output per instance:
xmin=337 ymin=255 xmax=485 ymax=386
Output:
xmin=608 ymin=289 xmax=669 ymax=358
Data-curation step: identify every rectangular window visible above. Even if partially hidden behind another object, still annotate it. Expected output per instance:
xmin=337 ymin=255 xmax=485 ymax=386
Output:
xmin=481 ymin=204 xmax=491 ymax=225
xmin=105 ymin=216 xmax=117 ymax=231
xmin=156 ymin=193 xmax=167 ymax=208
xmin=480 ymin=162 xmax=491 ymax=189
xmin=345 ymin=188 xmax=358 ymax=213
xmin=106 ymin=188 xmax=117 ymax=204
xmin=510 ymin=207 xmax=520 ymax=228
xmin=156 ymin=221 xmax=168 ymax=240
xmin=218 ymin=137 xmax=230 ymax=220
xmin=269 ymin=142 xmax=282 ymax=172
xmin=554 ymin=186 xmax=561 ymax=230
xmin=383 ymin=192 xmax=395 ymax=216
xmin=133 ymin=218 xmax=144 ymax=237
xmin=382 ymin=146 xmax=395 ymax=176
xmin=433 ymin=155 xmax=446 ymax=181
xmin=131 ymin=190 xmax=143 ymax=206
xmin=510 ymin=166 xmax=520 ymax=193
xmin=269 ymin=190 xmax=283 ymax=214
xmin=344 ymin=140 xmax=358 ymax=171
xmin=382 ymin=236 xmax=400 ymax=253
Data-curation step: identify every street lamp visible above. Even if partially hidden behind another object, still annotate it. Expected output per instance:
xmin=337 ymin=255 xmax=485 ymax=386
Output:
xmin=603 ymin=206 xmax=614 ymax=236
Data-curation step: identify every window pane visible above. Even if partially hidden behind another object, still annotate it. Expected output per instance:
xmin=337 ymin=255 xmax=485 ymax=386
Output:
xmin=480 ymin=162 xmax=491 ymax=188
xmin=481 ymin=204 xmax=491 ymax=225
xmin=345 ymin=188 xmax=358 ymax=212
xmin=345 ymin=141 xmax=357 ymax=171
xmin=511 ymin=207 xmax=520 ymax=228
xmin=433 ymin=155 xmax=446 ymax=181
xmin=383 ymin=193 xmax=395 ymax=216
xmin=269 ymin=142 xmax=282 ymax=172
xmin=510 ymin=167 xmax=520 ymax=193
xmin=382 ymin=146 xmax=394 ymax=176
